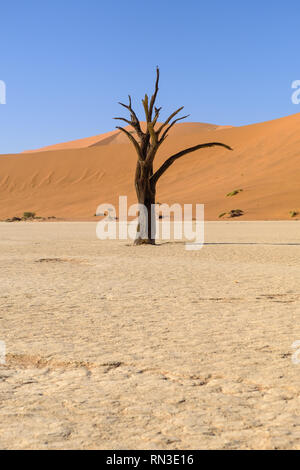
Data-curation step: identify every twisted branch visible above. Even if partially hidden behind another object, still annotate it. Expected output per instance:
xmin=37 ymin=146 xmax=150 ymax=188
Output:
xmin=151 ymin=142 xmax=233 ymax=185
xmin=116 ymin=126 xmax=143 ymax=160
xmin=148 ymin=67 xmax=160 ymax=120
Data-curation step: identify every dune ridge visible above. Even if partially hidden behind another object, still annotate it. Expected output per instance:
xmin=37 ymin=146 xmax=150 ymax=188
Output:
xmin=1 ymin=113 xmax=300 ymax=220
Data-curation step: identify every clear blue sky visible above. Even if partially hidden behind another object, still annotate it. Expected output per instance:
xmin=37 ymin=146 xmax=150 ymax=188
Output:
xmin=0 ymin=0 xmax=299 ymax=154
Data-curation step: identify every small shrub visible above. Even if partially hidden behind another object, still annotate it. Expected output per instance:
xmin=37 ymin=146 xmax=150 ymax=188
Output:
xmin=289 ymin=210 xmax=298 ymax=218
xmin=218 ymin=209 xmax=244 ymax=218
xmin=226 ymin=189 xmax=243 ymax=197
xmin=23 ymin=212 xmax=36 ymax=219
xmin=5 ymin=217 xmax=22 ymax=222
xmin=228 ymin=209 xmax=244 ymax=218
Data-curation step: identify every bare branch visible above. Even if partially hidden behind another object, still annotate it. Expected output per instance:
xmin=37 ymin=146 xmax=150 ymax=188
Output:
xmin=113 ymin=117 xmax=131 ymax=125
xmin=145 ymin=107 xmax=163 ymax=163
xmin=118 ymin=101 xmax=139 ymax=120
xmin=147 ymin=121 xmax=158 ymax=145
xmin=118 ymin=98 xmax=143 ymax=139
xmin=149 ymin=67 xmax=160 ymax=120
xmin=145 ymin=140 xmax=163 ymax=165
xmin=157 ymin=106 xmax=185 ymax=135
xmin=159 ymin=114 xmax=190 ymax=142
xmin=151 ymin=142 xmax=233 ymax=185
xmin=152 ymin=106 xmax=162 ymax=127
xmin=142 ymin=94 xmax=150 ymax=122
xmin=116 ymin=126 xmax=143 ymax=160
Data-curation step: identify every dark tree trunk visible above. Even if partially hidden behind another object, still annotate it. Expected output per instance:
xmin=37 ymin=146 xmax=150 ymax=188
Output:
xmin=114 ymin=68 xmax=232 ymax=246
xmin=134 ymin=161 xmax=156 ymax=245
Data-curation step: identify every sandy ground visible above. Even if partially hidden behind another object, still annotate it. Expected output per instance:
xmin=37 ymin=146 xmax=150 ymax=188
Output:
xmin=0 ymin=221 xmax=299 ymax=450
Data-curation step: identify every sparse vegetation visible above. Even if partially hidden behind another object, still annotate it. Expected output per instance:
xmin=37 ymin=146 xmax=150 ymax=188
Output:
xmin=289 ymin=210 xmax=299 ymax=218
xmin=226 ymin=189 xmax=243 ymax=197
xmin=23 ymin=212 xmax=36 ymax=219
xmin=4 ymin=212 xmax=54 ymax=222
xmin=5 ymin=217 xmax=22 ymax=222
xmin=229 ymin=209 xmax=244 ymax=217
xmin=219 ymin=209 xmax=244 ymax=218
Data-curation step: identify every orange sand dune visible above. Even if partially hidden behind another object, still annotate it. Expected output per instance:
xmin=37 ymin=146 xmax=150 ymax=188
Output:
xmin=21 ymin=129 xmax=121 ymax=153
xmin=1 ymin=114 xmax=300 ymax=220
xmin=22 ymin=122 xmax=222 ymax=153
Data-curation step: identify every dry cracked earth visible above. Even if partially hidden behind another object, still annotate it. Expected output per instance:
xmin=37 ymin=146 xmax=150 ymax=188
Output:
xmin=0 ymin=221 xmax=299 ymax=449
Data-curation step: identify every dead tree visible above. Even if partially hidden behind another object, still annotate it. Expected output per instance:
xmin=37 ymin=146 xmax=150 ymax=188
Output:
xmin=115 ymin=68 xmax=232 ymax=245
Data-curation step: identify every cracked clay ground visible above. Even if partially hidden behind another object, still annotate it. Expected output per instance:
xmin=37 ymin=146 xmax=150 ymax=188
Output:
xmin=0 ymin=221 xmax=299 ymax=449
